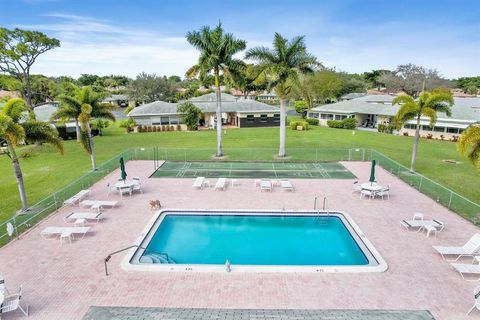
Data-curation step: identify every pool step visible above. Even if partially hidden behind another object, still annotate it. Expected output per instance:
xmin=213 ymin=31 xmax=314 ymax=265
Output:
xmin=143 ymin=252 xmax=176 ymax=264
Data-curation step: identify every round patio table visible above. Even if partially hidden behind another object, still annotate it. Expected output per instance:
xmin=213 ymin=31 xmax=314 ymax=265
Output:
xmin=114 ymin=180 xmax=135 ymax=199
xmin=361 ymin=182 xmax=382 ymax=192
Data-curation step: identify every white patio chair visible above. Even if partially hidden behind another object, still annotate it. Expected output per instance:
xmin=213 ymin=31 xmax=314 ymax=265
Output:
xmin=0 ymin=285 xmax=29 ymax=317
xmin=352 ymin=181 xmax=362 ymax=194
xmin=376 ymin=184 xmax=390 ymax=200
xmin=132 ymin=180 xmax=143 ymax=194
xmin=360 ymin=189 xmax=375 ymax=199
xmin=413 ymin=212 xmax=424 ymax=221
xmin=106 ymin=183 xmax=116 ymax=196
xmin=467 ymin=285 xmax=480 ymax=315
xmin=433 ymin=233 xmax=480 ymax=261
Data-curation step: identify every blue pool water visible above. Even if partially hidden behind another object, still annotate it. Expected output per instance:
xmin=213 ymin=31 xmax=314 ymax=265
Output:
xmin=142 ymin=214 xmax=369 ymax=266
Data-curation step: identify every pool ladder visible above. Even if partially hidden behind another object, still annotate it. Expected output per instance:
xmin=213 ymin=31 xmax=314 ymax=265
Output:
xmin=314 ymin=196 xmax=330 ymax=224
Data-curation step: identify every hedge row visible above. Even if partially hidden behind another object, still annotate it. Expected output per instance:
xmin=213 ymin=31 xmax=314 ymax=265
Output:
xmin=326 ymin=118 xmax=357 ymax=129
xmin=137 ymin=125 xmax=182 ymax=132
xmin=289 ymin=120 xmax=310 ymax=130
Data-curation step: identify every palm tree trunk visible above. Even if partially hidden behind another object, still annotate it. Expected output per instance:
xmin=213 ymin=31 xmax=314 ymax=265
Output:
xmin=410 ymin=114 xmax=422 ymax=173
xmin=75 ymin=119 xmax=81 ymax=142
xmin=214 ymin=72 xmax=223 ymax=157
xmin=87 ymin=124 xmax=97 ymax=170
xmin=278 ymin=99 xmax=287 ymax=157
xmin=7 ymin=143 xmax=28 ymax=212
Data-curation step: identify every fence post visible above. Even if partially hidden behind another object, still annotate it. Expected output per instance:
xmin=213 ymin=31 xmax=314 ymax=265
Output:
xmin=448 ymin=192 xmax=453 ymax=208
xmin=419 ymin=176 xmax=423 ymax=192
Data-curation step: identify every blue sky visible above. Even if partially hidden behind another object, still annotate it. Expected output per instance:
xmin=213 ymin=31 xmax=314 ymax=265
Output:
xmin=1 ymin=0 xmax=479 ymax=78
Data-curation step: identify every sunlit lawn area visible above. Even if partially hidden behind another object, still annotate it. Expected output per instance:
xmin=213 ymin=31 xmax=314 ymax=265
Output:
xmin=0 ymin=123 xmax=478 ymax=223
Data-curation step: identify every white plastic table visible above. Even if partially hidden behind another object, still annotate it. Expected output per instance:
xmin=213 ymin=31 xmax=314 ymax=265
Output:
xmin=114 ymin=180 xmax=135 ymax=199
xmin=361 ymin=183 xmax=382 ymax=192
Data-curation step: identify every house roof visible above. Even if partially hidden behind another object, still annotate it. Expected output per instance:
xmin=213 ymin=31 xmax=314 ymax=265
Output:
xmin=0 ymin=90 xmax=20 ymax=99
xmin=340 ymin=93 xmax=367 ymax=100
xmin=33 ymin=102 xmax=60 ymax=122
xmin=129 ymin=93 xmax=280 ymax=117
xmin=311 ymin=95 xmax=480 ymax=122
xmin=102 ymin=94 xmax=128 ymax=102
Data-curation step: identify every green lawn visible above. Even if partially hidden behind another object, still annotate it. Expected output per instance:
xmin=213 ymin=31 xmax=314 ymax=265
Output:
xmin=1 ymin=124 xmax=479 ymax=223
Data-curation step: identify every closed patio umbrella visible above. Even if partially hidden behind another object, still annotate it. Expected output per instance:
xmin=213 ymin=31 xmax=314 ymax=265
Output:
xmin=369 ymin=159 xmax=376 ymax=184
xmin=120 ymin=157 xmax=127 ymax=182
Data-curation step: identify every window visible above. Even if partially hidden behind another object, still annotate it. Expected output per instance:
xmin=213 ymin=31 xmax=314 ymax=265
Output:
xmin=321 ymin=113 xmax=334 ymax=120
xmin=161 ymin=117 xmax=170 ymax=125
xmin=260 ymin=114 xmax=268 ymax=122
xmin=151 ymin=117 xmax=161 ymax=125
xmin=335 ymin=115 xmax=347 ymax=120
xmin=422 ymin=125 xmax=432 ymax=131
xmin=308 ymin=112 xmax=319 ymax=119
xmin=459 ymin=129 xmax=465 ymax=134
xmin=170 ymin=117 xmax=179 ymax=125
xmin=447 ymin=127 xmax=459 ymax=134
xmin=246 ymin=115 xmax=255 ymax=123
xmin=433 ymin=127 xmax=445 ymax=132
xmin=274 ymin=114 xmax=280 ymax=122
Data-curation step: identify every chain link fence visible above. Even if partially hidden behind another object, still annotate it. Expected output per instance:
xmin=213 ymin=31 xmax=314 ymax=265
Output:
xmin=0 ymin=147 xmax=478 ymax=247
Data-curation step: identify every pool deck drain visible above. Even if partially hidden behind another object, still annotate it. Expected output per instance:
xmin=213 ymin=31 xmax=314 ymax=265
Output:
xmin=82 ymin=307 xmax=436 ymax=320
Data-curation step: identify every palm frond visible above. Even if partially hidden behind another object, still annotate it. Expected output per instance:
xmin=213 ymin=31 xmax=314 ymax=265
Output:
xmin=421 ymin=107 xmax=437 ymax=126
xmin=392 ymin=95 xmax=415 ymax=106
xmin=394 ymin=103 xmax=418 ymax=129
xmin=1 ymin=98 xmax=28 ymax=122
xmin=22 ymin=121 xmax=64 ymax=154
xmin=0 ymin=114 xmax=25 ymax=145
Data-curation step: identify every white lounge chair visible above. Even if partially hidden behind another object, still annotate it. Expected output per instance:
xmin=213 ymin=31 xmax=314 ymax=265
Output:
xmin=41 ymin=226 xmax=91 ymax=239
xmin=260 ymin=180 xmax=272 ymax=192
xmin=401 ymin=219 xmax=444 ymax=231
xmin=192 ymin=177 xmax=205 ymax=189
xmin=352 ymin=181 xmax=362 ymax=194
xmin=80 ymin=200 xmax=118 ymax=211
xmin=0 ymin=285 xmax=28 ymax=317
xmin=214 ymin=178 xmax=227 ymax=191
xmin=280 ymin=180 xmax=294 ymax=191
xmin=63 ymin=189 xmax=90 ymax=206
xmin=451 ymin=261 xmax=480 ymax=281
xmin=433 ymin=233 xmax=480 ymax=261
xmin=64 ymin=212 xmax=104 ymax=224
xmin=467 ymin=285 xmax=480 ymax=315
xmin=132 ymin=178 xmax=143 ymax=194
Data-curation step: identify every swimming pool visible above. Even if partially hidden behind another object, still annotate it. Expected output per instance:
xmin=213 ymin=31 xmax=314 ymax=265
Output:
xmin=125 ymin=210 xmax=387 ymax=273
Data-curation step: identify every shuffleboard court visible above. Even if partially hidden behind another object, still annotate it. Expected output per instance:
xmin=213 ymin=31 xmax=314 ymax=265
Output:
xmin=151 ymin=161 xmax=356 ymax=179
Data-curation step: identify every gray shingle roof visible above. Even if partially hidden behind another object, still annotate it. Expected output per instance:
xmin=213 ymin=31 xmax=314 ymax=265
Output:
xmin=311 ymin=95 xmax=480 ymax=121
xmin=33 ymin=102 xmax=59 ymax=122
xmin=341 ymin=93 xmax=367 ymax=100
xmin=129 ymin=94 xmax=279 ymax=117
xmin=103 ymin=94 xmax=128 ymax=102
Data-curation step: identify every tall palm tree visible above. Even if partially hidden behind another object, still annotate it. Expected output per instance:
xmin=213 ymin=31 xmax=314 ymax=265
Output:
xmin=65 ymin=86 xmax=115 ymax=170
xmin=186 ymin=22 xmax=246 ymax=157
xmin=393 ymin=89 xmax=453 ymax=173
xmin=51 ymin=82 xmax=84 ymax=141
xmin=246 ymin=33 xmax=318 ymax=157
xmin=457 ymin=122 xmax=480 ymax=169
xmin=0 ymin=98 xmax=63 ymax=212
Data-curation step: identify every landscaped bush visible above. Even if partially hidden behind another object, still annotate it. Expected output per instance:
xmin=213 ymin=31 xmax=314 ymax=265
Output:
xmin=377 ymin=124 xmax=395 ymax=134
xmin=306 ymin=118 xmax=319 ymax=125
xmin=326 ymin=120 xmax=343 ymax=128
xmin=289 ymin=120 xmax=309 ymax=130
xmin=327 ymin=118 xmax=357 ymax=129
xmin=342 ymin=118 xmax=357 ymax=129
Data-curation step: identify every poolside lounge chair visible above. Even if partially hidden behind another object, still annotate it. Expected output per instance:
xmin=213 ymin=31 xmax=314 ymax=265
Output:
xmin=192 ymin=177 xmax=205 ymax=189
xmin=433 ymin=233 xmax=480 ymax=261
xmin=80 ymin=200 xmax=118 ymax=212
xmin=280 ymin=180 xmax=294 ymax=191
xmin=352 ymin=181 xmax=362 ymax=194
xmin=214 ymin=178 xmax=227 ymax=190
xmin=63 ymin=189 xmax=90 ymax=206
xmin=451 ymin=261 xmax=480 ymax=281
xmin=64 ymin=211 xmax=104 ymax=224
xmin=401 ymin=219 xmax=444 ymax=231
xmin=41 ymin=226 xmax=91 ymax=244
xmin=467 ymin=285 xmax=480 ymax=315
xmin=0 ymin=285 xmax=29 ymax=317
xmin=260 ymin=180 xmax=272 ymax=192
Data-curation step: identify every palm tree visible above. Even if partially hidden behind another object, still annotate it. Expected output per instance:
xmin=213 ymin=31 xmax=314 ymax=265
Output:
xmin=246 ymin=33 xmax=318 ymax=157
xmin=0 ymin=98 xmax=63 ymax=212
xmin=186 ymin=22 xmax=246 ymax=157
xmin=51 ymin=83 xmax=84 ymax=141
xmin=457 ymin=122 xmax=480 ymax=169
xmin=64 ymin=86 xmax=115 ymax=170
xmin=393 ymin=89 xmax=454 ymax=173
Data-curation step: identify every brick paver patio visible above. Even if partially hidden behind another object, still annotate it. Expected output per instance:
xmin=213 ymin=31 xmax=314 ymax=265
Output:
xmin=0 ymin=161 xmax=478 ymax=320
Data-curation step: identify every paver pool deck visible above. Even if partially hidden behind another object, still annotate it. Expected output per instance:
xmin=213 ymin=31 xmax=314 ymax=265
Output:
xmin=0 ymin=160 xmax=478 ymax=320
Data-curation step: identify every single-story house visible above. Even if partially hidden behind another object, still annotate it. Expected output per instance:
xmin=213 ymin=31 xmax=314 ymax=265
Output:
xmin=256 ymin=92 xmax=279 ymax=105
xmin=102 ymin=94 xmax=130 ymax=107
xmin=128 ymin=93 xmax=281 ymax=129
xmin=308 ymin=95 xmax=480 ymax=139
xmin=340 ymin=92 xmax=367 ymax=101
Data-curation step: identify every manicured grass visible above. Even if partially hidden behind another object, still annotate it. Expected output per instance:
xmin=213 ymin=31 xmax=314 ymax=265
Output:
xmin=1 ymin=124 xmax=479 ymax=223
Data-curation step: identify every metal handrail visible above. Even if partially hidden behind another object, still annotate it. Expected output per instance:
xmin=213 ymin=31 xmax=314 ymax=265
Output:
xmin=104 ymin=245 xmax=145 ymax=276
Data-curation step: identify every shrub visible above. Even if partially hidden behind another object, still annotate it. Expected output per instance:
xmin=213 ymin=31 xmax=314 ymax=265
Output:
xmin=326 ymin=120 xmax=343 ymax=128
xmin=403 ymin=132 xmax=409 ymax=136
xmin=177 ymin=102 xmax=201 ymax=130
xmin=451 ymin=135 xmax=459 ymax=142
xmin=426 ymin=133 xmax=433 ymax=139
xmin=147 ymin=126 xmax=152 ymax=132
xmin=289 ymin=120 xmax=309 ymax=130
xmin=306 ymin=118 xmax=319 ymax=125
xmin=378 ymin=124 xmax=395 ymax=134
xmin=119 ymin=118 xmax=136 ymax=133
xmin=293 ymin=100 xmax=308 ymax=118
xmin=342 ymin=118 xmax=357 ymax=129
